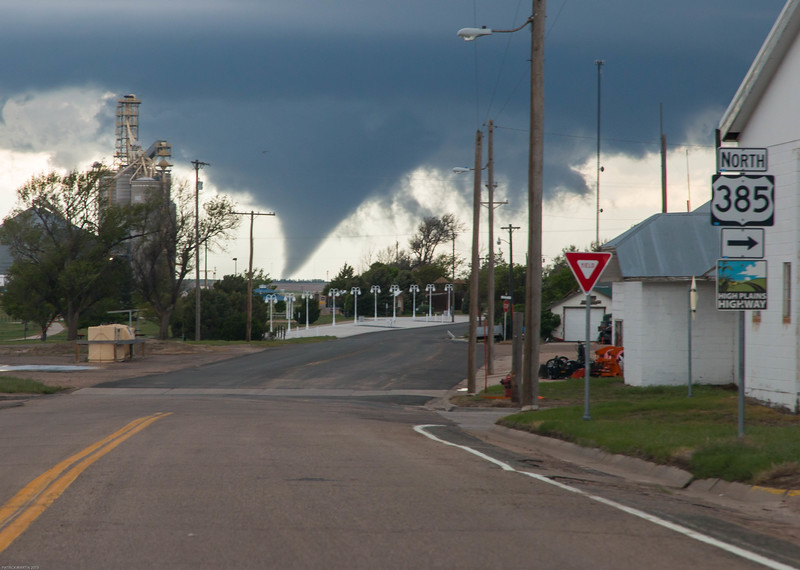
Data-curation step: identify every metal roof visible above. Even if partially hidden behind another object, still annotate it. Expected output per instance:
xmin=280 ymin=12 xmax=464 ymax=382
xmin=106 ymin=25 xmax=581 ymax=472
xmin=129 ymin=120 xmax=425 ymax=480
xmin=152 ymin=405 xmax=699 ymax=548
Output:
xmin=600 ymin=204 xmax=719 ymax=280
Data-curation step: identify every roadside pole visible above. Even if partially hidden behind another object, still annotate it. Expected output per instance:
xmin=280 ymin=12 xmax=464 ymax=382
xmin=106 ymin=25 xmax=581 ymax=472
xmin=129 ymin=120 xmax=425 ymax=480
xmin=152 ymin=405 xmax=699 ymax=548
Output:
xmin=565 ymin=252 xmax=613 ymax=422
xmin=712 ymin=144 xmax=772 ymax=439
xmin=583 ymin=292 xmax=592 ymax=420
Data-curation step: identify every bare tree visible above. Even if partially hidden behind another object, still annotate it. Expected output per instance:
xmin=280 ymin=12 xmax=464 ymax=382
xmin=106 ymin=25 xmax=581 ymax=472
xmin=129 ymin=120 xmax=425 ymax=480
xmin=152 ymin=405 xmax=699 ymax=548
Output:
xmin=408 ymin=214 xmax=463 ymax=268
xmin=129 ymin=180 xmax=239 ymax=339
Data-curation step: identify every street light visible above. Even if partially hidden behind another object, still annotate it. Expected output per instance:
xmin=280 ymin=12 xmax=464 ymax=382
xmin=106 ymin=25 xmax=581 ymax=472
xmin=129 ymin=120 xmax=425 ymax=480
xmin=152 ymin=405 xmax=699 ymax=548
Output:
xmin=285 ymin=293 xmax=296 ymax=335
xmin=233 ymin=257 xmax=237 ymax=275
xmin=409 ymin=284 xmax=420 ymax=319
xmin=458 ymin=3 xmax=545 ymax=409
xmin=445 ymin=283 xmax=454 ymax=319
xmin=266 ymin=294 xmax=277 ymax=333
xmin=330 ymin=288 xmax=342 ymax=326
xmin=350 ymin=286 xmax=361 ymax=324
xmin=302 ymin=290 xmax=313 ymax=331
xmin=389 ymin=284 xmax=400 ymax=321
xmin=370 ymin=285 xmax=381 ymax=321
xmin=426 ymin=284 xmax=436 ymax=321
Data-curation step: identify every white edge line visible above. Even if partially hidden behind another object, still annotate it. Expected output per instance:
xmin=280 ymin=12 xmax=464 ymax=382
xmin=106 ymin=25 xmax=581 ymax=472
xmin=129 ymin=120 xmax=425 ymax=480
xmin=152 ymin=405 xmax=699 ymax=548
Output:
xmin=414 ymin=424 xmax=796 ymax=570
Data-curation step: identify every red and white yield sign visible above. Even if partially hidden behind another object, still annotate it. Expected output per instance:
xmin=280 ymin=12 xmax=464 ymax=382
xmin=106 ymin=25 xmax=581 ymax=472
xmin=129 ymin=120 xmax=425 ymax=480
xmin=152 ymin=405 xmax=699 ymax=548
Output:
xmin=565 ymin=252 xmax=613 ymax=294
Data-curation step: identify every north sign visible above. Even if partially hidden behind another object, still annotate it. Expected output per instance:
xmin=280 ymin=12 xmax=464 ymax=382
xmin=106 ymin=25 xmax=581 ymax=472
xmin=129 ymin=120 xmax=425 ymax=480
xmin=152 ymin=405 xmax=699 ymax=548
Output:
xmin=717 ymin=147 xmax=768 ymax=173
xmin=711 ymin=174 xmax=774 ymax=227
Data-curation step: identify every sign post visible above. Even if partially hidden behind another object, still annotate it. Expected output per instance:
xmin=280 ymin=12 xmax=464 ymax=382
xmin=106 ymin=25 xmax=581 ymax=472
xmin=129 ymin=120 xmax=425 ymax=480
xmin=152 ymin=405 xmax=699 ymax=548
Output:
xmin=565 ymin=252 xmax=613 ymax=421
xmin=714 ymin=147 xmax=772 ymax=438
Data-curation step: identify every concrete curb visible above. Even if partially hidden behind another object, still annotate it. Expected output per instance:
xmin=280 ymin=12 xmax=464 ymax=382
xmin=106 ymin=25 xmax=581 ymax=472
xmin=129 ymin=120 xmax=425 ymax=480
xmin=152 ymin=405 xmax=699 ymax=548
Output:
xmin=486 ymin=424 xmax=694 ymax=489
xmin=480 ymin=424 xmax=800 ymax=509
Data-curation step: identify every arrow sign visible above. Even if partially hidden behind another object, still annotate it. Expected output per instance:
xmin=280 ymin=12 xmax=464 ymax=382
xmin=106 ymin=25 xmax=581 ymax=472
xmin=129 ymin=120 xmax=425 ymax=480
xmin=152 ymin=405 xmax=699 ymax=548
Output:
xmin=565 ymin=252 xmax=613 ymax=294
xmin=720 ymin=228 xmax=764 ymax=259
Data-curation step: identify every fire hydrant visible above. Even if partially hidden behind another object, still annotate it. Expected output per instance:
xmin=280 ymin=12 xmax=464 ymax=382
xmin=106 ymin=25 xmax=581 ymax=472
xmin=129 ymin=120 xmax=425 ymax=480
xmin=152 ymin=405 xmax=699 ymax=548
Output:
xmin=500 ymin=375 xmax=513 ymax=398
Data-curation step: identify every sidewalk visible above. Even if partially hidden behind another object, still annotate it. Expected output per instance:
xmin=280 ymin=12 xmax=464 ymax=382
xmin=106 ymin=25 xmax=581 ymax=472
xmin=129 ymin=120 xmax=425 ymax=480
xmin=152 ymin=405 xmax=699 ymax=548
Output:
xmin=285 ymin=314 xmax=470 ymax=339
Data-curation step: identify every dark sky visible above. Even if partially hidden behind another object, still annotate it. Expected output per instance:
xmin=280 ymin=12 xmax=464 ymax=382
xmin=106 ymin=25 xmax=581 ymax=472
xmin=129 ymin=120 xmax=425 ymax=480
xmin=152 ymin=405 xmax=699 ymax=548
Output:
xmin=0 ymin=1 xmax=787 ymax=276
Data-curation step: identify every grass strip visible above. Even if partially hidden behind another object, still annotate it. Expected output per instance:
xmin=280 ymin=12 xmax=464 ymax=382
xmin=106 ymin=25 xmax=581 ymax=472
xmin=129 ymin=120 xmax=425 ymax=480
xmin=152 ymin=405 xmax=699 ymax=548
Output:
xmin=498 ymin=378 xmax=800 ymax=486
xmin=0 ymin=377 xmax=65 ymax=395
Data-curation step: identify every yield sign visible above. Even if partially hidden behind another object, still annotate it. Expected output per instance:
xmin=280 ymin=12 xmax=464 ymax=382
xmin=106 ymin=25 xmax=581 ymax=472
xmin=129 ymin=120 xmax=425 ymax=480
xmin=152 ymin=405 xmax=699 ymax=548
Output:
xmin=565 ymin=252 xmax=613 ymax=294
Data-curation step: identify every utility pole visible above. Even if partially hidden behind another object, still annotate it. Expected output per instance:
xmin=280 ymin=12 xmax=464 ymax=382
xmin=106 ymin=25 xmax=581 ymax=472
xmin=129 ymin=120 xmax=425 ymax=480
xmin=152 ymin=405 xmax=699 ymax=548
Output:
xmin=483 ymin=120 xmax=507 ymax=375
xmin=467 ymin=129 xmax=482 ymax=394
xmin=660 ymin=103 xmax=667 ymax=213
xmin=234 ymin=210 xmax=276 ymax=341
xmin=500 ymin=224 xmax=520 ymax=331
xmin=521 ymin=0 xmax=546 ymax=409
xmin=192 ymin=160 xmax=209 ymax=342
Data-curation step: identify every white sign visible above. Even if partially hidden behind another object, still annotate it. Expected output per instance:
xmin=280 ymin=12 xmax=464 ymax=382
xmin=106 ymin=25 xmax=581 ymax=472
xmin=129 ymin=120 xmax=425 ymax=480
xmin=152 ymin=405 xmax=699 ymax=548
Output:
xmin=717 ymin=147 xmax=768 ymax=173
xmin=720 ymin=228 xmax=764 ymax=258
xmin=711 ymin=174 xmax=774 ymax=227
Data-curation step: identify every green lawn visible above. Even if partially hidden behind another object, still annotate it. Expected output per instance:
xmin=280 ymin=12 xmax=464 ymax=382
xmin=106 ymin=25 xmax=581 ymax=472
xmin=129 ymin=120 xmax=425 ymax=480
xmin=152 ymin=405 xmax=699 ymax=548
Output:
xmin=497 ymin=378 xmax=800 ymax=486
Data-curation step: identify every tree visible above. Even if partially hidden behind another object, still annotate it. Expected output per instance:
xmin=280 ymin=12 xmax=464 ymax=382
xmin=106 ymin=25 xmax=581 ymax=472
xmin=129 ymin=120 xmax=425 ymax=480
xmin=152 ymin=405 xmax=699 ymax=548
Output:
xmin=0 ymin=168 xmax=142 ymax=340
xmin=408 ymin=214 xmax=462 ymax=268
xmin=172 ymin=274 xmax=267 ymax=340
xmin=294 ymin=295 xmax=321 ymax=325
xmin=129 ymin=180 xmax=239 ymax=339
xmin=0 ymin=262 xmax=58 ymax=341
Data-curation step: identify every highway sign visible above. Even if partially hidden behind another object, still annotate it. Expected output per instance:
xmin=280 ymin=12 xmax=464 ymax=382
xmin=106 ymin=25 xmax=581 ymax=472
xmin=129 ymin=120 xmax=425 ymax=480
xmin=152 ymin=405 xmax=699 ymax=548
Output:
xmin=717 ymin=147 xmax=768 ymax=173
xmin=717 ymin=259 xmax=767 ymax=311
xmin=565 ymin=252 xmax=612 ymax=294
xmin=711 ymin=174 xmax=774 ymax=227
xmin=720 ymin=228 xmax=764 ymax=258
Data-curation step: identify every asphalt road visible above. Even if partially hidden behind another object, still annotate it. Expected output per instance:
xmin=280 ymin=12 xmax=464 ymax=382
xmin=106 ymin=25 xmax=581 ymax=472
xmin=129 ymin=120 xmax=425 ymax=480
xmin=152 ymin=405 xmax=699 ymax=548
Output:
xmin=0 ymin=323 xmax=797 ymax=569
xmin=94 ymin=323 xmax=471 ymax=392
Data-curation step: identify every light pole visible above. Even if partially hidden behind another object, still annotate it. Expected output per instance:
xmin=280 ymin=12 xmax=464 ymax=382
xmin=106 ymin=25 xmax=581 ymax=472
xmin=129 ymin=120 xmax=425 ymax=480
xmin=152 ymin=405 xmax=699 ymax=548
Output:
xmin=285 ymin=293 xmax=295 ymax=335
xmin=302 ymin=290 xmax=313 ymax=331
xmin=266 ymin=294 xmax=277 ymax=333
xmin=454 ymin=144 xmax=484 ymax=392
xmin=458 ymin=0 xmax=545 ymax=408
xmin=445 ymin=283 xmax=454 ymax=319
xmin=595 ymin=59 xmax=604 ymax=246
xmin=233 ymin=257 xmax=237 ymax=275
xmin=330 ymin=288 xmax=341 ymax=326
xmin=426 ymin=284 xmax=436 ymax=321
xmin=409 ymin=284 xmax=420 ymax=319
xmin=389 ymin=284 xmax=400 ymax=320
xmin=370 ymin=285 xmax=381 ymax=321
xmin=351 ymin=286 xmax=361 ymax=323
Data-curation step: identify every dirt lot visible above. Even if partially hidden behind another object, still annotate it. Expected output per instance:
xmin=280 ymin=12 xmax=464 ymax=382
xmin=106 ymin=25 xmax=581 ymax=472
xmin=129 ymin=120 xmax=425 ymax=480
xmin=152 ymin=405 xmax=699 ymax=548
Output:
xmin=0 ymin=341 xmax=267 ymax=390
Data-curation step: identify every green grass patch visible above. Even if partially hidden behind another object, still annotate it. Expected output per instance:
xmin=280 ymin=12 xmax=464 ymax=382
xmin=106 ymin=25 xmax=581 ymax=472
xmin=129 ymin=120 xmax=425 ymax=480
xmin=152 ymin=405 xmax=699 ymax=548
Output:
xmin=0 ymin=376 xmax=65 ymax=394
xmin=500 ymin=378 xmax=800 ymax=485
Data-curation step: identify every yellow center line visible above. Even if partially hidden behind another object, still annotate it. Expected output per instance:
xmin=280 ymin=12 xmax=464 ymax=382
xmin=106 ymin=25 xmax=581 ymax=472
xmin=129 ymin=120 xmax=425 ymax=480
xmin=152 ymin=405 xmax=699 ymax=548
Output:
xmin=0 ymin=411 xmax=172 ymax=553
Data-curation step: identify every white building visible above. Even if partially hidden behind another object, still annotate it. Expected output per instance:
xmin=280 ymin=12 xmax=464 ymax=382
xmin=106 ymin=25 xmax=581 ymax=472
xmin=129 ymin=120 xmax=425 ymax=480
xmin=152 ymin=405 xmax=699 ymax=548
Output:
xmin=717 ymin=0 xmax=800 ymax=411
xmin=548 ymin=289 xmax=610 ymax=342
xmin=601 ymin=209 xmax=738 ymax=387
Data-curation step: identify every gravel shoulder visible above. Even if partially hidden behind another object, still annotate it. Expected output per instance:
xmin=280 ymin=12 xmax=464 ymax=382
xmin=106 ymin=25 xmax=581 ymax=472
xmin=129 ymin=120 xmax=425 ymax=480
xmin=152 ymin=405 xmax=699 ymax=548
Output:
xmin=0 ymin=341 xmax=268 ymax=390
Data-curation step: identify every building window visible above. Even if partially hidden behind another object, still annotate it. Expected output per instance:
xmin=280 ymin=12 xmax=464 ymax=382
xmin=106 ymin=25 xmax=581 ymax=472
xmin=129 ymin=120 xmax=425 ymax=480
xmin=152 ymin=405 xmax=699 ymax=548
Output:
xmin=783 ymin=262 xmax=791 ymax=323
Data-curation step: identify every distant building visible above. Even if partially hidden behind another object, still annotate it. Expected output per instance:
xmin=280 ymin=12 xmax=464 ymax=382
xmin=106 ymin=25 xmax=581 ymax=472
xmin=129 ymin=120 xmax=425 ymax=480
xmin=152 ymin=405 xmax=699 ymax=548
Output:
xmin=110 ymin=95 xmax=172 ymax=206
